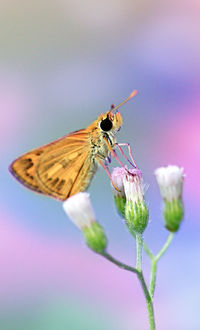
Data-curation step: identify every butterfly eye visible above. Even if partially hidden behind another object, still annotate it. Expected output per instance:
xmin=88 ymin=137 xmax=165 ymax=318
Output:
xmin=100 ymin=118 xmax=113 ymax=132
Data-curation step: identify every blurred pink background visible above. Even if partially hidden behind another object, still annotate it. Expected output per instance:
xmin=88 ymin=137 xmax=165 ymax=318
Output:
xmin=1 ymin=0 xmax=200 ymax=329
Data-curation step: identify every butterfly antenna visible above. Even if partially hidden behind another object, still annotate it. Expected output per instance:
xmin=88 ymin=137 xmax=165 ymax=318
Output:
xmin=109 ymin=90 xmax=138 ymax=113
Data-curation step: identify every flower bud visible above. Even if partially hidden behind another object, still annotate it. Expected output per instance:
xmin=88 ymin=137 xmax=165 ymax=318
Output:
xmin=111 ymin=167 xmax=126 ymax=218
xmin=123 ymin=169 xmax=148 ymax=234
xmin=82 ymin=222 xmax=107 ymax=254
xmin=155 ymin=165 xmax=185 ymax=232
xmin=63 ymin=192 xmax=107 ymax=253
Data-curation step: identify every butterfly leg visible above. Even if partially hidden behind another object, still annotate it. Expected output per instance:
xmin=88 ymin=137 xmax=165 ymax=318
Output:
xmin=99 ymin=160 xmax=121 ymax=192
xmin=95 ymin=153 xmax=121 ymax=192
xmin=115 ymin=143 xmax=137 ymax=168
xmin=103 ymin=137 xmax=130 ymax=173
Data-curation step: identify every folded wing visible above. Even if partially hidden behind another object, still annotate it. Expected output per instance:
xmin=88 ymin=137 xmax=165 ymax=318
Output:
xmin=10 ymin=130 xmax=96 ymax=200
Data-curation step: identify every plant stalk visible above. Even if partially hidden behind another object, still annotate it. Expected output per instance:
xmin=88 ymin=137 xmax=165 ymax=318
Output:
xmin=135 ymin=233 xmax=155 ymax=329
xmin=101 ymin=252 xmax=138 ymax=274
xmin=137 ymin=272 xmax=156 ymax=330
xmin=149 ymin=233 xmax=175 ymax=299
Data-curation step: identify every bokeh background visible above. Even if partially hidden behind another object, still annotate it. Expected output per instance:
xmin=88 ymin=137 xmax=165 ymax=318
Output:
xmin=1 ymin=0 xmax=200 ymax=329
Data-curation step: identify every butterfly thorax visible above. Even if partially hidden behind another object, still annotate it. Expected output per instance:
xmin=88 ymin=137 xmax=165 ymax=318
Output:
xmin=88 ymin=116 xmax=118 ymax=163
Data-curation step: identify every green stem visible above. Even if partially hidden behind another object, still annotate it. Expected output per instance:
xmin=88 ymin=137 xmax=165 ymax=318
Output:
xmin=143 ymin=242 xmax=154 ymax=260
xmin=136 ymin=233 xmax=143 ymax=271
xmin=129 ymin=228 xmax=153 ymax=259
xmin=155 ymin=233 xmax=175 ymax=261
xmin=137 ymin=272 xmax=156 ymax=330
xmin=101 ymin=252 xmax=138 ymax=274
xmin=135 ymin=233 xmax=155 ymax=329
xmin=149 ymin=258 xmax=157 ymax=299
xmin=101 ymin=250 xmax=155 ymax=329
xmin=149 ymin=233 xmax=175 ymax=299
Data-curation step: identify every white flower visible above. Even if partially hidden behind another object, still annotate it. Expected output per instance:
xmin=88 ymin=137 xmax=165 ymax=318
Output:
xmin=123 ymin=168 xmax=144 ymax=203
xmin=63 ymin=192 xmax=107 ymax=253
xmin=123 ymin=169 xmax=148 ymax=234
xmin=154 ymin=165 xmax=185 ymax=202
xmin=63 ymin=192 xmax=96 ymax=230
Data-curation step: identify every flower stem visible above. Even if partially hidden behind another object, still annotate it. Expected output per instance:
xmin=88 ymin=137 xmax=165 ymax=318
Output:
xmin=149 ymin=233 xmax=175 ymax=299
xmin=135 ymin=233 xmax=156 ymax=329
xmin=143 ymin=242 xmax=154 ymax=259
xmin=101 ymin=252 xmax=138 ymax=274
xmin=101 ymin=250 xmax=156 ymax=329
xmin=129 ymin=228 xmax=154 ymax=259
xmin=137 ymin=272 xmax=156 ymax=330
xmin=136 ymin=233 xmax=143 ymax=271
xmin=155 ymin=233 xmax=174 ymax=261
xmin=149 ymin=258 xmax=157 ymax=299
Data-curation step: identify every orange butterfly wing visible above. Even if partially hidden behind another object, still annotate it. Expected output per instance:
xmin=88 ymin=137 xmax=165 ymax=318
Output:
xmin=10 ymin=129 xmax=97 ymax=200
xmin=10 ymin=147 xmax=47 ymax=194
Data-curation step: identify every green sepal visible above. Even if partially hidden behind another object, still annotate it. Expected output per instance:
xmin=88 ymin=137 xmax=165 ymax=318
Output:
xmin=82 ymin=222 xmax=107 ymax=253
xmin=114 ymin=195 xmax=126 ymax=218
xmin=125 ymin=199 xmax=148 ymax=234
xmin=164 ymin=198 xmax=184 ymax=232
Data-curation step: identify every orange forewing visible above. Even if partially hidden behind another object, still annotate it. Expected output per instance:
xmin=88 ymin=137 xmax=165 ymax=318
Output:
xmin=10 ymin=129 xmax=96 ymax=200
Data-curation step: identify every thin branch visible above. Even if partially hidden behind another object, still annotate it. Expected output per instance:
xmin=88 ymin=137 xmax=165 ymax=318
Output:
xmin=101 ymin=251 xmax=139 ymax=274
xmin=155 ymin=233 xmax=175 ymax=261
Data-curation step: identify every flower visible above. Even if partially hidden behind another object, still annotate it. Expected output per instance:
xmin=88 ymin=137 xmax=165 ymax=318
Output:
xmin=63 ymin=192 xmax=107 ymax=253
xmin=123 ymin=169 xmax=148 ymax=234
xmin=154 ymin=166 xmax=184 ymax=202
xmin=123 ymin=168 xmax=144 ymax=204
xmin=111 ymin=167 xmax=126 ymax=217
xmin=154 ymin=165 xmax=185 ymax=232
xmin=111 ymin=167 xmax=126 ymax=197
xmin=63 ymin=192 xmax=95 ymax=230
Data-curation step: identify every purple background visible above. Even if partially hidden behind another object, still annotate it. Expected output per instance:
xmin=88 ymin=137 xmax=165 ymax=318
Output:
xmin=1 ymin=0 xmax=200 ymax=329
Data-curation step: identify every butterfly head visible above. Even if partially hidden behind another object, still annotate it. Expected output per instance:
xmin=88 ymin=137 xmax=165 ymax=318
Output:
xmin=98 ymin=90 xmax=138 ymax=135
xmin=99 ymin=111 xmax=123 ymax=134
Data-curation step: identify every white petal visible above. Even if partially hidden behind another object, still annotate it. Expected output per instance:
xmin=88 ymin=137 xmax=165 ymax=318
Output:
xmin=155 ymin=165 xmax=184 ymax=201
xmin=123 ymin=170 xmax=144 ymax=204
xmin=63 ymin=192 xmax=95 ymax=229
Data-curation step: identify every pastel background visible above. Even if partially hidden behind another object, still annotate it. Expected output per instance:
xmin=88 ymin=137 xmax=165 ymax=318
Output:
xmin=1 ymin=0 xmax=200 ymax=329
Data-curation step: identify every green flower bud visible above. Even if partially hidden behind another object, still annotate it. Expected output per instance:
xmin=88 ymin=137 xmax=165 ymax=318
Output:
xmin=164 ymin=199 xmax=184 ymax=232
xmin=114 ymin=195 xmax=126 ymax=218
xmin=125 ymin=199 xmax=148 ymax=234
xmin=82 ymin=222 xmax=107 ymax=253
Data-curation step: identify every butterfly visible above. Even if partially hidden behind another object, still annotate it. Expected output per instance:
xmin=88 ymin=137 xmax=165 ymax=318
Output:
xmin=9 ymin=90 xmax=138 ymax=201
